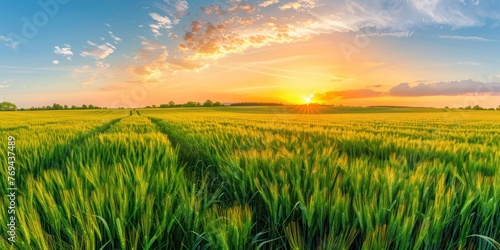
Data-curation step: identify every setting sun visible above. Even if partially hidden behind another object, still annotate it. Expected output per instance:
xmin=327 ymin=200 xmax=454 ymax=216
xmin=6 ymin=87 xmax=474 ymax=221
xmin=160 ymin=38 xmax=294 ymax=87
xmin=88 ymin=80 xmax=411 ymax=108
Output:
xmin=305 ymin=94 xmax=314 ymax=104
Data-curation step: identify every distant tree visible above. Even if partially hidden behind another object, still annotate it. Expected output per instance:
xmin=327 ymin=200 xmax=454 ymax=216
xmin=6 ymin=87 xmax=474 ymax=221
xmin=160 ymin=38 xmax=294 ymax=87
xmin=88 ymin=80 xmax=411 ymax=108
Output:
xmin=214 ymin=101 xmax=221 ymax=107
xmin=152 ymin=105 xmax=157 ymax=108
xmin=465 ymin=105 xmax=472 ymax=110
xmin=203 ymin=99 xmax=213 ymax=107
xmin=82 ymin=104 xmax=88 ymax=109
xmin=444 ymin=106 xmax=449 ymax=109
xmin=71 ymin=105 xmax=77 ymax=109
xmin=88 ymin=104 xmax=95 ymax=109
xmin=473 ymin=105 xmax=482 ymax=110
xmin=169 ymin=101 xmax=175 ymax=107
xmin=53 ymin=103 xmax=64 ymax=110
xmin=185 ymin=101 xmax=198 ymax=107
xmin=64 ymin=105 xmax=68 ymax=110
xmin=145 ymin=106 xmax=152 ymax=108
xmin=497 ymin=105 xmax=500 ymax=110
xmin=0 ymin=102 xmax=17 ymax=111
xmin=160 ymin=104 xmax=169 ymax=108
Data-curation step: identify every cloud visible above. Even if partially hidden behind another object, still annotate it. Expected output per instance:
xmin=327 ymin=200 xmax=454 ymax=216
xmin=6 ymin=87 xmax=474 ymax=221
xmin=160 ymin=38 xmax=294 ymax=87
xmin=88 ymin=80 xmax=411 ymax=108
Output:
xmin=280 ymin=0 xmax=317 ymax=11
xmin=178 ymin=17 xmax=301 ymax=61
xmin=108 ymin=31 xmax=122 ymax=43
xmin=280 ymin=2 xmax=302 ymax=10
xmin=0 ymin=36 xmax=18 ymax=49
xmin=80 ymin=41 xmax=115 ymax=60
xmin=96 ymin=61 xmax=110 ymax=69
xmin=362 ymin=31 xmax=413 ymax=38
xmin=316 ymin=79 xmax=500 ymax=100
xmin=239 ymin=4 xmax=256 ymax=13
xmin=294 ymin=0 xmax=500 ymax=41
xmin=69 ymin=64 xmax=115 ymax=85
xmin=0 ymin=82 xmax=9 ymax=88
xmin=439 ymin=35 xmax=492 ymax=41
xmin=457 ymin=61 xmax=480 ymax=66
xmin=52 ymin=60 xmax=60 ymax=65
xmin=259 ymin=0 xmax=280 ymax=7
xmin=54 ymin=44 xmax=73 ymax=60
xmin=135 ymin=39 xmax=166 ymax=60
xmin=149 ymin=12 xmax=173 ymax=37
xmin=202 ymin=5 xmax=227 ymax=15
xmin=389 ymin=80 xmax=500 ymax=96
xmin=130 ymin=37 xmax=212 ymax=83
xmin=129 ymin=39 xmax=170 ymax=83
xmin=238 ymin=17 xmax=256 ymax=25
xmin=410 ymin=0 xmax=479 ymax=28
xmin=70 ymin=65 xmax=96 ymax=85
xmin=162 ymin=0 xmax=189 ymax=19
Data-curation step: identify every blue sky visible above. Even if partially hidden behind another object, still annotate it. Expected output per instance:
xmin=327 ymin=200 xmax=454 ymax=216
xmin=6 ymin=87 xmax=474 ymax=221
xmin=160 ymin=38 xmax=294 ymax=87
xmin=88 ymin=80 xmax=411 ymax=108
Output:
xmin=1 ymin=0 xmax=500 ymax=108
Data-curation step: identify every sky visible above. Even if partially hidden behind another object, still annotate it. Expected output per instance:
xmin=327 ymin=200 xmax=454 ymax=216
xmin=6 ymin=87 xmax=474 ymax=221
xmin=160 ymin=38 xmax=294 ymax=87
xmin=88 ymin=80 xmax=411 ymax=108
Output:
xmin=1 ymin=0 xmax=500 ymax=108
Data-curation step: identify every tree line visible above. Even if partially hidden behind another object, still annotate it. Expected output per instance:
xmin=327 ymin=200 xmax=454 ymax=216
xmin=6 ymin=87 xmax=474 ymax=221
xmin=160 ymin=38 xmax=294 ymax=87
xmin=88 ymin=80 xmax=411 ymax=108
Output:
xmin=445 ymin=105 xmax=500 ymax=110
xmin=147 ymin=100 xmax=222 ymax=108
xmin=19 ymin=103 xmax=105 ymax=111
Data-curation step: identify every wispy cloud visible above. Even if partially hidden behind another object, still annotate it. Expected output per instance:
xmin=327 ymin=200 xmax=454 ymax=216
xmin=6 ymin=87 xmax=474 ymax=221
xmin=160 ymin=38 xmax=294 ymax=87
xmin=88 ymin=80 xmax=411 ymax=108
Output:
xmin=457 ymin=61 xmax=480 ymax=66
xmin=54 ymin=44 xmax=73 ymax=60
xmin=80 ymin=41 xmax=115 ymax=60
xmin=259 ymin=0 xmax=280 ymax=7
xmin=149 ymin=12 xmax=173 ymax=37
xmin=0 ymin=65 xmax=69 ymax=73
xmin=239 ymin=4 xmax=256 ymax=14
xmin=439 ymin=35 xmax=492 ymax=41
xmin=362 ymin=31 xmax=414 ymax=38
xmin=69 ymin=64 xmax=114 ymax=85
xmin=108 ymin=31 xmax=122 ymax=43
xmin=0 ymin=80 xmax=9 ymax=89
xmin=280 ymin=0 xmax=317 ymax=11
xmin=0 ymin=36 xmax=18 ymax=49
xmin=410 ymin=0 xmax=481 ymax=28
xmin=202 ymin=5 xmax=227 ymax=15
xmin=52 ymin=60 xmax=60 ymax=65
xmin=160 ymin=0 xmax=189 ymax=20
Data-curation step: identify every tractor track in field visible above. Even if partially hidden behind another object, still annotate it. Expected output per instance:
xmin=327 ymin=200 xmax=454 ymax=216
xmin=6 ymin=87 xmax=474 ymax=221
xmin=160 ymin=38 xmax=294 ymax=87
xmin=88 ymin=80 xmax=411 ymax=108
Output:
xmin=146 ymin=116 xmax=219 ymax=175
xmin=147 ymin=116 xmax=204 ymax=166
xmin=35 ymin=116 xmax=126 ymax=177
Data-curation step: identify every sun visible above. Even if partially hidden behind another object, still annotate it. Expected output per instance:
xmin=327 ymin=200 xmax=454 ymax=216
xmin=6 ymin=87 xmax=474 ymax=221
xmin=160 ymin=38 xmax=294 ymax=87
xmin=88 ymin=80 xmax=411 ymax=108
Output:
xmin=305 ymin=94 xmax=314 ymax=104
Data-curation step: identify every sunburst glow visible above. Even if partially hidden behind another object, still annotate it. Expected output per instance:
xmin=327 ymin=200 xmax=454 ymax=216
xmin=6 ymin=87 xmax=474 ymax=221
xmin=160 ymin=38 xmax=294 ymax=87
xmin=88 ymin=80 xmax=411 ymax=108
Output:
xmin=305 ymin=94 xmax=314 ymax=104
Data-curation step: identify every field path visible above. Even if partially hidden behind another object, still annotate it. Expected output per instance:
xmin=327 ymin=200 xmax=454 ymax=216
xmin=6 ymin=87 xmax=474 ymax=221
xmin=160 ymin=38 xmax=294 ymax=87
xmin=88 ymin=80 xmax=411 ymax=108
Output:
xmin=31 ymin=116 xmax=125 ymax=179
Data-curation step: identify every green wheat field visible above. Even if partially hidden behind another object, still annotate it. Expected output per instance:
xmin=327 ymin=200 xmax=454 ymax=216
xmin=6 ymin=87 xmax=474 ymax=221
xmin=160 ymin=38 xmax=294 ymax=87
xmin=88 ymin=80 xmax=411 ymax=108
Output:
xmin=1 ymin=107 xmax=499 ymax=249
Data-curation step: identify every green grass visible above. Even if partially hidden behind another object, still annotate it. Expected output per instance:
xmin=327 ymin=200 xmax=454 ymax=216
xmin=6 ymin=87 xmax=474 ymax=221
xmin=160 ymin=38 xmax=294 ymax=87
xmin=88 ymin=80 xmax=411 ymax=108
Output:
xmin=1 ymin=108 xmax=499 ymax=249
